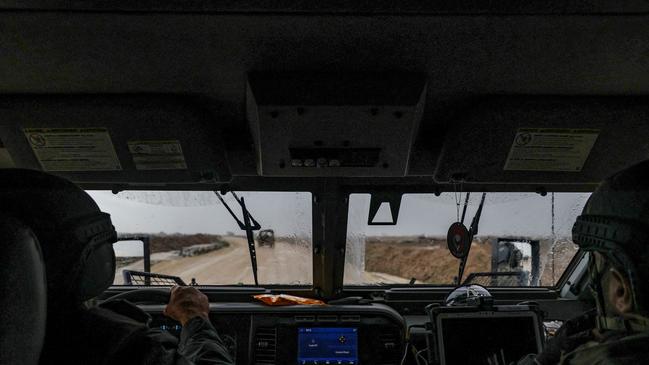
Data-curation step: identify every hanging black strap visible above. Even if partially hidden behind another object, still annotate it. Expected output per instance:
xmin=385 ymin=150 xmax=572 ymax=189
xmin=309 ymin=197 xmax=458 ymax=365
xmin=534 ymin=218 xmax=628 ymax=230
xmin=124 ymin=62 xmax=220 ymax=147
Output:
xmin=460 ymin=192 xmax=471 ymax=224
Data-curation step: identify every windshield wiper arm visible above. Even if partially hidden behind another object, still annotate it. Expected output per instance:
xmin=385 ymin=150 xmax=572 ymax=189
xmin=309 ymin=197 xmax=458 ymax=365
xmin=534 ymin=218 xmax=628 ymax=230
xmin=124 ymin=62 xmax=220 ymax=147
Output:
xmin=457 ymin=192 xmax=487 ymax=285
xmin=468 ymin=192 xmax=486 ymax=236
xmin=215 ymin=191 xmax=261 ymax=229
xmin=214 ymin=191 xmax=261 ymax=286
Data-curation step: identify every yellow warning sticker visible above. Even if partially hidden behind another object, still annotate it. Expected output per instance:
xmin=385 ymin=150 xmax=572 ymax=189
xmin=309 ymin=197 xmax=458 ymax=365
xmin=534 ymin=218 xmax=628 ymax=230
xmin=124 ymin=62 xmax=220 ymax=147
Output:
xmin=24 ymin=128 xmax=122 ymax=171
xmin=127 ymin=140 xmax=187 ymax=170
xmin=0 ymin=138 xmax=15 ymax=168
xmin=504 ymin=128 xmax=599 ymax=172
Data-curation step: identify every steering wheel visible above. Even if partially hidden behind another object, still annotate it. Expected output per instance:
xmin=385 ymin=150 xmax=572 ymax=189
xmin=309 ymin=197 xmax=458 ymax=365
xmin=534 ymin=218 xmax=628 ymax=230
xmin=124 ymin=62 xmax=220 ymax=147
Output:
xmin=102 ymin=287 xmax=171 ymax=304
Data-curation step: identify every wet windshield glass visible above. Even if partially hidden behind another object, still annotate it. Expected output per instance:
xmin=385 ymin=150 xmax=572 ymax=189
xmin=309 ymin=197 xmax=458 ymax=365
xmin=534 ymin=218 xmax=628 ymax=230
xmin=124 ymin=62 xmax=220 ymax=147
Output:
xmin=344 ymin=192 xmax=590 ymax=286
xmin=89 ymin=191 xmax=312 ymax=286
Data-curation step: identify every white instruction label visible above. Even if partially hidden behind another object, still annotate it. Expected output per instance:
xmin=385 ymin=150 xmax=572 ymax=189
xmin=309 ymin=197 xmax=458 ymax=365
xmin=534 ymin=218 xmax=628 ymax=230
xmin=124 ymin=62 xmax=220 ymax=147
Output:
xmin=24 ymin=128 xmax=122 ymax=171
xmin=504 ymin=128 xmax=599 ymax=172
xmin=0 ymin=138 xmax=15 ymax=168
xmin=127 ymin=140 xmax=187 ymax=170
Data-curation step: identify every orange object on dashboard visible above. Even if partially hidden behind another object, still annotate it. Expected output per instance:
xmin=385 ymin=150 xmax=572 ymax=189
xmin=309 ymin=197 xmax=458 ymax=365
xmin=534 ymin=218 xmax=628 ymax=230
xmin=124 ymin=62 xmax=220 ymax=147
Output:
xmin=253 ymin=294 xmax=326 ymax=306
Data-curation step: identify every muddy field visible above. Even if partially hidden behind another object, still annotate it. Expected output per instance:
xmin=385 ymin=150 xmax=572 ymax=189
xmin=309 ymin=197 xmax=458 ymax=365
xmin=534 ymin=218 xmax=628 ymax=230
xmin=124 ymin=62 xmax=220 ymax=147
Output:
xmin=364 ymin=236 xmax=578 ymax=285
xmin=364 ymin=237 xmax=491 ymax=284
xmin=539 ymin=238 xmax=579 ymax=285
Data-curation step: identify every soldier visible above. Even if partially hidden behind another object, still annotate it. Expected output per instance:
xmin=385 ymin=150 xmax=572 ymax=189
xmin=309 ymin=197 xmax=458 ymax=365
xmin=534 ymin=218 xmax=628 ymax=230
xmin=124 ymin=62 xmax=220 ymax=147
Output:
xmin=0 ymin=169 xmax=235 ymax=365
xmin=524 ymin=160 xmax=649 ymax=364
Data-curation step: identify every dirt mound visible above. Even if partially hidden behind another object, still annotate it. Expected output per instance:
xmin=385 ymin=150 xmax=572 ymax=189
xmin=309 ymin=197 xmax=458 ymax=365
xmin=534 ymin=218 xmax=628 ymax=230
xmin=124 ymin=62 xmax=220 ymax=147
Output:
xmin=365 ymin=238 xmax=491 ymax=284
xmin=121 ymin=233 xmax=225 ymax=254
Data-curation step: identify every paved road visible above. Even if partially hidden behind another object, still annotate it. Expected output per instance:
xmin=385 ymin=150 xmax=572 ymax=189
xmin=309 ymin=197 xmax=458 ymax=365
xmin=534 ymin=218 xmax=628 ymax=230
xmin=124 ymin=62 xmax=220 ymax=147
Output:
xmin=115 ymin=236 xmax=408 ymax=285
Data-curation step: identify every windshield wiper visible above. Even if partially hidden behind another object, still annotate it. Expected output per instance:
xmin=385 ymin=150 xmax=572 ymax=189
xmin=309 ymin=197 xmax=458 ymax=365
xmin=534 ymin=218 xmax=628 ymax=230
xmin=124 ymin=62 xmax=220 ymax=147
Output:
xmin=214 ymin=191 xmax=261 ymax=286
xmin=457 ymin=192 xmax=487 ymax=285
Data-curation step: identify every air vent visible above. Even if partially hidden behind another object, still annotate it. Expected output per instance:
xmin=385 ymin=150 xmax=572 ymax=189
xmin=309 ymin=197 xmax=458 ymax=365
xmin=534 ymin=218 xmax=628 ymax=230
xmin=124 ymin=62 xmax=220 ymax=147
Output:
xmin=377 ymin=330 xmax=402 ymax=365
xmin=341 ymin=315 xmax=361 ymax=323
xmin=254 ymin=327 xmax=277 ymax=365
xmin=295 ymin=315 xmax=316 ymax=322
xmin=317 ymin=315 xmax=338 ymax=322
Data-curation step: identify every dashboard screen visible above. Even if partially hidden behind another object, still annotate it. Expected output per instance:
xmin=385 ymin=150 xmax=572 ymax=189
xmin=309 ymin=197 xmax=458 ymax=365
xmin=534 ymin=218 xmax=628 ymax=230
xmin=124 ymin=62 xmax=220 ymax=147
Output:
xmin=439 ymin=314 xmax=541 ymax=365
xmin=298 ymin=327 xmax=358 ymax=365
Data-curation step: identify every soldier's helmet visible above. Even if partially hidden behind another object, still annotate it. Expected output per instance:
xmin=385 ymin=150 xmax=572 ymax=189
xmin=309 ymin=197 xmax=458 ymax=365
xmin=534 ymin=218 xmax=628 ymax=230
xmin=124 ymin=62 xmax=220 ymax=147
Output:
xmin=572 ymin=160 xmax=649 ymax=312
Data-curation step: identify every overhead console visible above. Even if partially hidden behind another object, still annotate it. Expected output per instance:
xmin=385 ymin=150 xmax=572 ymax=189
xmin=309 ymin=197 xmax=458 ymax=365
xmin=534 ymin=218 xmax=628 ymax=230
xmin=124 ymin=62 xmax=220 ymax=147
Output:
xmin=247 ymin=73 xmax=427 ymax=177
xmin=0 ymin=96 xmax=231 ymax=187
xmin=147 ymin=303 xmax=406 ymax=365
xmin=434 ymin=97 xmax=649 ymax=185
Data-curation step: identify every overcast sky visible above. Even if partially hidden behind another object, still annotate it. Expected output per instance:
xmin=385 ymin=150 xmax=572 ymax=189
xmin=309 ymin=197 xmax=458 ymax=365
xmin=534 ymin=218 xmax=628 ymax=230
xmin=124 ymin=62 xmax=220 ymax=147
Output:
xmin=89 ymin=190 xmax=590 ymax=240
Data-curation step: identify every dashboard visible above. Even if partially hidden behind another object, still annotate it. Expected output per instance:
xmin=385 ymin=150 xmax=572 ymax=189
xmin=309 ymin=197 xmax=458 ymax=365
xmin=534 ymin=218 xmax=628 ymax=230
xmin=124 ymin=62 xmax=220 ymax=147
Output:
xmin=122 ymin=286 xmax=594 ymax=365
xmin=143 ymin=303 xmax=407 ymax=365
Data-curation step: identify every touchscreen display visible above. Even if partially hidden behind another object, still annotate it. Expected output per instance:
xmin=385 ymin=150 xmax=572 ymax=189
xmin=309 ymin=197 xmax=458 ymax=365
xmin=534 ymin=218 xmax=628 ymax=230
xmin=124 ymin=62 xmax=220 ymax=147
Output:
xmin=298 ymin=327 xmax=358 ymax=365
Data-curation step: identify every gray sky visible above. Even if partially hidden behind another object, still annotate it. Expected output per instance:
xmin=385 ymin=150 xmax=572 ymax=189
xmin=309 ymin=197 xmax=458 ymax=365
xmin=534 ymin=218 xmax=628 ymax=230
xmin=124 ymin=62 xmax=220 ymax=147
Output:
xmin=89 ymin=190 xmax=312 ymax=236
xmin=349 ymin=192 xmax=590 ymax=238
xmin=90 ymin=190 xmax=590 ymax=240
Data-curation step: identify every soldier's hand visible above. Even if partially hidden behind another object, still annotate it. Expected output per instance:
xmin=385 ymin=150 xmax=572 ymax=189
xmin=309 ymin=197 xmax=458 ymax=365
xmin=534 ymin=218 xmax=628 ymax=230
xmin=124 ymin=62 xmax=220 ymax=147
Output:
xmin=163 ymin=286 xmax=210 ymax=326
xmin=535 ymin=310 xmax=597 ymax=365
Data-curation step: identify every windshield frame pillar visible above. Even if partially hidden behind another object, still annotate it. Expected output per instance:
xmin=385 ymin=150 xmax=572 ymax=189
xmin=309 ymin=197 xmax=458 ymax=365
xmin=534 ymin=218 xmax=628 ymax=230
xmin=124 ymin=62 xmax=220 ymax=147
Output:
xmin=312 ymin=179 xmax=349 ymax=299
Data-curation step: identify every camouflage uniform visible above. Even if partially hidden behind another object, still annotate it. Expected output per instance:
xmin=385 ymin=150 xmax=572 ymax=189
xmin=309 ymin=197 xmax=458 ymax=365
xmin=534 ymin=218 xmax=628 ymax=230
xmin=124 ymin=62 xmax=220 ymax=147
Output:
xmin=559 ymin=329 xmax=649 ymax=364
xmin=518 ymin=312 xmax=649 ymax=364
xmin=557 ymin=314 xmax=649 ymax=364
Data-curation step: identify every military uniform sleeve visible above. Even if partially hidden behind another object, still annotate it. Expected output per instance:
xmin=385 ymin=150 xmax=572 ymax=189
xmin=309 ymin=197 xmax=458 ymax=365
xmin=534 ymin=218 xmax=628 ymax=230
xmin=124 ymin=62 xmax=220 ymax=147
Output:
xmin=110 ymin=315 xmax=235 ymax=365
xmin=177 ymin=316 xmax=235 ymax=365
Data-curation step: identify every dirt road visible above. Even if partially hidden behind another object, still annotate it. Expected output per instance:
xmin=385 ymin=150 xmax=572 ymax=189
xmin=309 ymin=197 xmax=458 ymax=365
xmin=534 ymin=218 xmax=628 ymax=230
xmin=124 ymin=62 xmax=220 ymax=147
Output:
xmin=148 ymin=237 xmax=311 ymax=285
xmin=116 ymin=236 xmax=407 ymax=285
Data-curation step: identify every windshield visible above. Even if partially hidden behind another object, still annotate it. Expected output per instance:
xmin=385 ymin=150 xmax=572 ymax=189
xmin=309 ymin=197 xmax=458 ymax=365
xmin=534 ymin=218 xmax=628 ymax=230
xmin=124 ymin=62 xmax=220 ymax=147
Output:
xmin=344 ymin=192 xmax=590 ymax=287
xmin=89 ymin=191 xmax=313 ymax=286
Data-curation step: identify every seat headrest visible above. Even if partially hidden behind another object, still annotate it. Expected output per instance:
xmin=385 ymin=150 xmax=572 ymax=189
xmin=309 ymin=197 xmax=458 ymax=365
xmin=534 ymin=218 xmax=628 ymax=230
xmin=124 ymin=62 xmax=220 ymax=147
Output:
xmin=0 ymin=215 xmax=47 ymax=365
xmin=0 ymin=168 xmax=117 ymax=303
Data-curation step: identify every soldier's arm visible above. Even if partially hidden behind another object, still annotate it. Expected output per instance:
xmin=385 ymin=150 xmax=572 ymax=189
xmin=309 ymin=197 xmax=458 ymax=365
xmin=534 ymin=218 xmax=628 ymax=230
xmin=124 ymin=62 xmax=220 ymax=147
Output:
xmin=163 ymin=286 xmax=235 ymax=365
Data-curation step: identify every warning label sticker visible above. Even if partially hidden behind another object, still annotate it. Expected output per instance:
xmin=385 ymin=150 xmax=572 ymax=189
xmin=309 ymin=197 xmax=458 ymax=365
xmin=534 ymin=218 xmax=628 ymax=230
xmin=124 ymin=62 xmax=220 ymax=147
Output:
xmin=0 ymin=138 xmax=15 ymax=168
xmin=127 ymin=140 xmax=187 ymax=170
xmin=24 ymin=128 xmax=122 ymax=171
xmin=504 ymin=128 xmax=599 ymax=172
